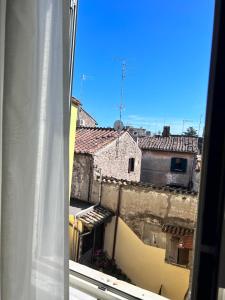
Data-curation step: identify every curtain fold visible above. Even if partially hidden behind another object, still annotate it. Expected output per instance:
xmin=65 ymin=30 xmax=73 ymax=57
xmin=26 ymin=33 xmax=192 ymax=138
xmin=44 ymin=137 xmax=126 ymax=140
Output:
xmin=0 ymin=0 xmax=70 ymax=299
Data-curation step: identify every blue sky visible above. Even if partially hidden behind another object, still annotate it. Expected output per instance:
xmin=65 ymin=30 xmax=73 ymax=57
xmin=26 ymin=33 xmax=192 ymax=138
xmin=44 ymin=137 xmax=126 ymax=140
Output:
xmin=72 ymin=0 xmax=215 ymax=135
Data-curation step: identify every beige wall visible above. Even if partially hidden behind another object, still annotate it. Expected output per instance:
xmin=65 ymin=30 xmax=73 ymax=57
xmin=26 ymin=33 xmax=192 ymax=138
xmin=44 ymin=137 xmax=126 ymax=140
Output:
xmin=104 ymin=217 xmax=190 ymax=300
xmin=92 ymin=180 xmax=197 ymax=221
xmin=90 ymin=180 xmax=197 ymax=249
xmin=141 ymin=151 xmax=195 ymax=188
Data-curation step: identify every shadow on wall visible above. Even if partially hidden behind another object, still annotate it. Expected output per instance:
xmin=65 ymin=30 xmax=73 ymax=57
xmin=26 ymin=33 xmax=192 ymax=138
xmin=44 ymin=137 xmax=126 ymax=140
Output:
xmin=104 ymin=217 xmax=190 ymax=300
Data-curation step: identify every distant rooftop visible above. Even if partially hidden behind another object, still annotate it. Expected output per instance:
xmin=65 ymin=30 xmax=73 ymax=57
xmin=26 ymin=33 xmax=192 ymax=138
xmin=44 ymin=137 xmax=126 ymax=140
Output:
xmin=138 ymin=135 xmax=198 ymax=154
xmin=74 ymin=127 xmax=126 ymax=154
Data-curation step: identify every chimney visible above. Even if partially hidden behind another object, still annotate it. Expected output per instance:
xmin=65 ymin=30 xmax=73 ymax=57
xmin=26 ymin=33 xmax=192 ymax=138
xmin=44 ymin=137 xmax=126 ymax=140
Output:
xmin=162 ymin=126 xmax=170 ymax=137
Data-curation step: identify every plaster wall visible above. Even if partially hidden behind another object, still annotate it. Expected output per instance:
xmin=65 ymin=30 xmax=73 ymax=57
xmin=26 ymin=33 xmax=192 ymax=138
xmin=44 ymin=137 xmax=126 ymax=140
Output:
xmin=104 ymin=218 xmax=190 ymax=300
xmin=141 ymin=151 xmax=195 ymax=188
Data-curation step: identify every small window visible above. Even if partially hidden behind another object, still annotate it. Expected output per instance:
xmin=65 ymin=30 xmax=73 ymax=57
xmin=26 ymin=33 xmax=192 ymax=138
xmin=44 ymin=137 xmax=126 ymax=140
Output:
xmin=171 ymin=157 xmax=187 ymax=173
xmin=128 ymin=158 xmax=135 ymax=173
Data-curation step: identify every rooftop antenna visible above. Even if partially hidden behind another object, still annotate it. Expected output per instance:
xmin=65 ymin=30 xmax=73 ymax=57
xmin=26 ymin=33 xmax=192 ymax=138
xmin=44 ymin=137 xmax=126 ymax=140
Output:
xmin=79 ymin=73 xmax=93 ymax=102
xmin=114 ymin=59 xmax=126 ymax=156
xmin=198 ymin=114 xmax=203 ymax=137
xmin=182 ymin=119 xmax=193 ymax=134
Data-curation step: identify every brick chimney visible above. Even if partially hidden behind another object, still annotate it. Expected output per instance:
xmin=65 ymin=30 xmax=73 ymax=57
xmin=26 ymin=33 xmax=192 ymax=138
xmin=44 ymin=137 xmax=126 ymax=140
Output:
xmin=162 ymin=126 xmax=170 ymax=137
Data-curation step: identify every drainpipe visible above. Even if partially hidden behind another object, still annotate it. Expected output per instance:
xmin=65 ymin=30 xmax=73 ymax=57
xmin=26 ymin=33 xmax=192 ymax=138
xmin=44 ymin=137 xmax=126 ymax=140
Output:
xmin=112 ymin=184 xmax=122 ymax=260
xmin=189 ymin=155 xmax=196 ymax=190
xmin=98 ymin=169 xmax=103 ymax=205
xmin=88 ymin=156 xmax=94 ymax=202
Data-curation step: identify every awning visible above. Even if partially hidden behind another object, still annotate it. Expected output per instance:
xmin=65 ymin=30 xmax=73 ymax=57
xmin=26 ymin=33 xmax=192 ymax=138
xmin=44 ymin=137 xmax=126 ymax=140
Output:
xmin=162 ymin=224 xmax=194 ymax=236
xmin=78 ymin=206 xmax=113 ymax=229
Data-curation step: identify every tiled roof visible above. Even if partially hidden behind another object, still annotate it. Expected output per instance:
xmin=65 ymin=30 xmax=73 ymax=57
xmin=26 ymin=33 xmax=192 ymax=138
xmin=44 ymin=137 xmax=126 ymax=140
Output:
xmin=75 ymin=127 xmax=125 ymax=154
xmin=162 ymin=224 xmax=194 ymax=236
xmin=138 ymin=136 xmax=198 ymax=154
xmin=71 ymin=96 xmax=81 ymax=106
xmin=78 ymin=206 xmax=113 ymax=229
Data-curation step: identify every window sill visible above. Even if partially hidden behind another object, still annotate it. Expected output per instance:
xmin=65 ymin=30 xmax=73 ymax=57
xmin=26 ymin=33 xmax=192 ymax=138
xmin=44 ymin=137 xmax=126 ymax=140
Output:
xmin=69 ymin=260 xmax=168 ymax=300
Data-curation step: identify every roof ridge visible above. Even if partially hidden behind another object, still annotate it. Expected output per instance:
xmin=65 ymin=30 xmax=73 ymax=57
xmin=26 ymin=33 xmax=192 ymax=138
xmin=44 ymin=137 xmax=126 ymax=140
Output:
xmin=77 ymin=126 xmax=127 ymax=131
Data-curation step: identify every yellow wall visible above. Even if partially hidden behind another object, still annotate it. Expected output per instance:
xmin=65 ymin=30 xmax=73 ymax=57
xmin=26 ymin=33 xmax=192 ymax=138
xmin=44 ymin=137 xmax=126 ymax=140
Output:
xmin=69 ymin=215 xmax=84 ymax=260
xmin=104 ymin=217 xmax=190 ymax=300
xmin=69 ymin=102 xmax=78 ymax=195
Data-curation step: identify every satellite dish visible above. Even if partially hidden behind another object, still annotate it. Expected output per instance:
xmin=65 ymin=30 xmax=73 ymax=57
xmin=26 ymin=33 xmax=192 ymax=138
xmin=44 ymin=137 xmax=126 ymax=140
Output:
xmin=113 ymin=120 xmax=124 ymax=132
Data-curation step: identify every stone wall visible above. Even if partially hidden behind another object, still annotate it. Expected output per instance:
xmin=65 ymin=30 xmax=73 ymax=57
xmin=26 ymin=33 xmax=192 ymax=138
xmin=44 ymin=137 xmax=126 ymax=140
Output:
xmin=91 ymin=179 xmax=198 ymax=248
xmin=78 ymin=107 xmax=97 ymax=127
xmin=140 ymin=150 xmax=195 ymax=188
xmin=71 ymin=132 xmax=141 ymax=202
xmin=71 ymin=154 xmax=93 ymax=200
xmin=94 ymin=132 xmax=142 ymax=181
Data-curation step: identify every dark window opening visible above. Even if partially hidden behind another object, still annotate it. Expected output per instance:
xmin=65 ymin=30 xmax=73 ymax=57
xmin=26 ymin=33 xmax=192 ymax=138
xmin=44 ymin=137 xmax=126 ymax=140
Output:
xmin=166 ymin=236 xmax=191 ymax=267
xmin=171 ymin=157 xmax=187 ymax=173
xmin=177 ymin=248 xmax=189 ymax=266
xmin=128 ymin=158 xmax=135 ymax=173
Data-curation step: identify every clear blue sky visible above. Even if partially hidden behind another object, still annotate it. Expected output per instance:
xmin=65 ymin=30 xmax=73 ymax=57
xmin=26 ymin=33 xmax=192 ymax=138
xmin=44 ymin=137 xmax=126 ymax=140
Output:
xmin=72 ymin=0 xmax=215 ymax=135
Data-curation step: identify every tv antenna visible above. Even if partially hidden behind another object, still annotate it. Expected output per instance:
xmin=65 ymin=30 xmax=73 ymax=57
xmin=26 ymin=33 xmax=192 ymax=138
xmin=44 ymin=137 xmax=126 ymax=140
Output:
xmin=182 ymin=119 xmax=193 ymax=134
xmin=198 ymin=114 xmax=203 ymax=136
xmin=114 ymin=59 xmax=126 ymax=156
xmin=79 ymin=73 xmax=93 ymax=102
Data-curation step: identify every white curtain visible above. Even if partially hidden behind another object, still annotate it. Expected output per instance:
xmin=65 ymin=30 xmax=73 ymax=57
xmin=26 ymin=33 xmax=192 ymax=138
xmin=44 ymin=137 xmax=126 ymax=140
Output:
xmin=0 ymin=0 xmax=70 ymax=299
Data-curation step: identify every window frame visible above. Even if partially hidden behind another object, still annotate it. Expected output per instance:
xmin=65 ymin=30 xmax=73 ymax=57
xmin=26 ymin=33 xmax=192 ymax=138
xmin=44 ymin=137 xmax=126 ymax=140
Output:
xmin=128 ymin=158 xmax=135 ymax=173
xmin=170 ymin=157 xmax=187 ymax=173
xmin=191 ymin=1 xmax=225 ymax=299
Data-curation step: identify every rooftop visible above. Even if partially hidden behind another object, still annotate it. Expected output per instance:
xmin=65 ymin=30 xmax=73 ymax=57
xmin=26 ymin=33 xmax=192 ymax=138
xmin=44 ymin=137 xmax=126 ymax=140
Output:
xmin=71 ymin=96 xmax=81 ymax=106
xmin=138 ymin=135 xmax=198 ymax=154
xmin=75 ymin=127 xmax=125 ymax=154
xmin=70 ymin=198 xmax=113 ymax=229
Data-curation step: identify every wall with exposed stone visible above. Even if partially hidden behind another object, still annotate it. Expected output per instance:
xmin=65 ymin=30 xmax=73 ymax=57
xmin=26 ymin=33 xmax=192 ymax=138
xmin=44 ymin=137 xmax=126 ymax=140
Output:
xmin=78 ymin=107 xmax=97 ymax=127
xmin=91 ymin=179 xmax=198 ymax=249
xmin=140 ymin=150 xmax=195 ymax=188
xmin=93 ymin=132 xmax=142 ymax=182
xmin=71 ymin=154 xmax=93 ymax=200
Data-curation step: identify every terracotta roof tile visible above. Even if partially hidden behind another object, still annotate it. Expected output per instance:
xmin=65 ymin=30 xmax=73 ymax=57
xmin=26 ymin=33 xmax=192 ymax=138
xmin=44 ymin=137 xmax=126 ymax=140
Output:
xmin=138 ymin=136 xmax=198 ymax=154
xmin=75 ymin=127 xmax=125 ymax=154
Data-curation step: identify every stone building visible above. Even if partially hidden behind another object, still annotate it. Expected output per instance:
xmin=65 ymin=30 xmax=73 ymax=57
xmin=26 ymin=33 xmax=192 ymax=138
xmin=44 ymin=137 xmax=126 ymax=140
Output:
xmin=71 ymin=127 xmax=142 ymax=200
xmin=71 ymin=97 xmax=97 ymax=127
xmin=139 ymin=128 xmax=199 ymax=189
xmin=125 ymin=126 xmax=151 ymax=139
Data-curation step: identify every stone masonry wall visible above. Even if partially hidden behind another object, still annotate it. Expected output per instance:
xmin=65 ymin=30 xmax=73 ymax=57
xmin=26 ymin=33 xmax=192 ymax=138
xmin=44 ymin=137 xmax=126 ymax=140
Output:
xmin=78 ymin=108 xmax=96 ymax=127
xmin=71 ymin=154 xmax=93 ymax=200
xmin=94 ymin=132 xmax=142 ymax=181
xmin=91 ymin=179 xmax=198 ymax=249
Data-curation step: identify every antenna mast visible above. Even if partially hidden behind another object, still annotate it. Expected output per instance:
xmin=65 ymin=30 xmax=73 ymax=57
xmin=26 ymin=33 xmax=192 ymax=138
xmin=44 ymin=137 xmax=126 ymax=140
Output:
xmin=114 ymin=60 xmax=126 ymax=157
xmin=198 ymin=114 xmax=202 ymax=136
xmin=119 ymin=60 xmax=126 ymax=122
